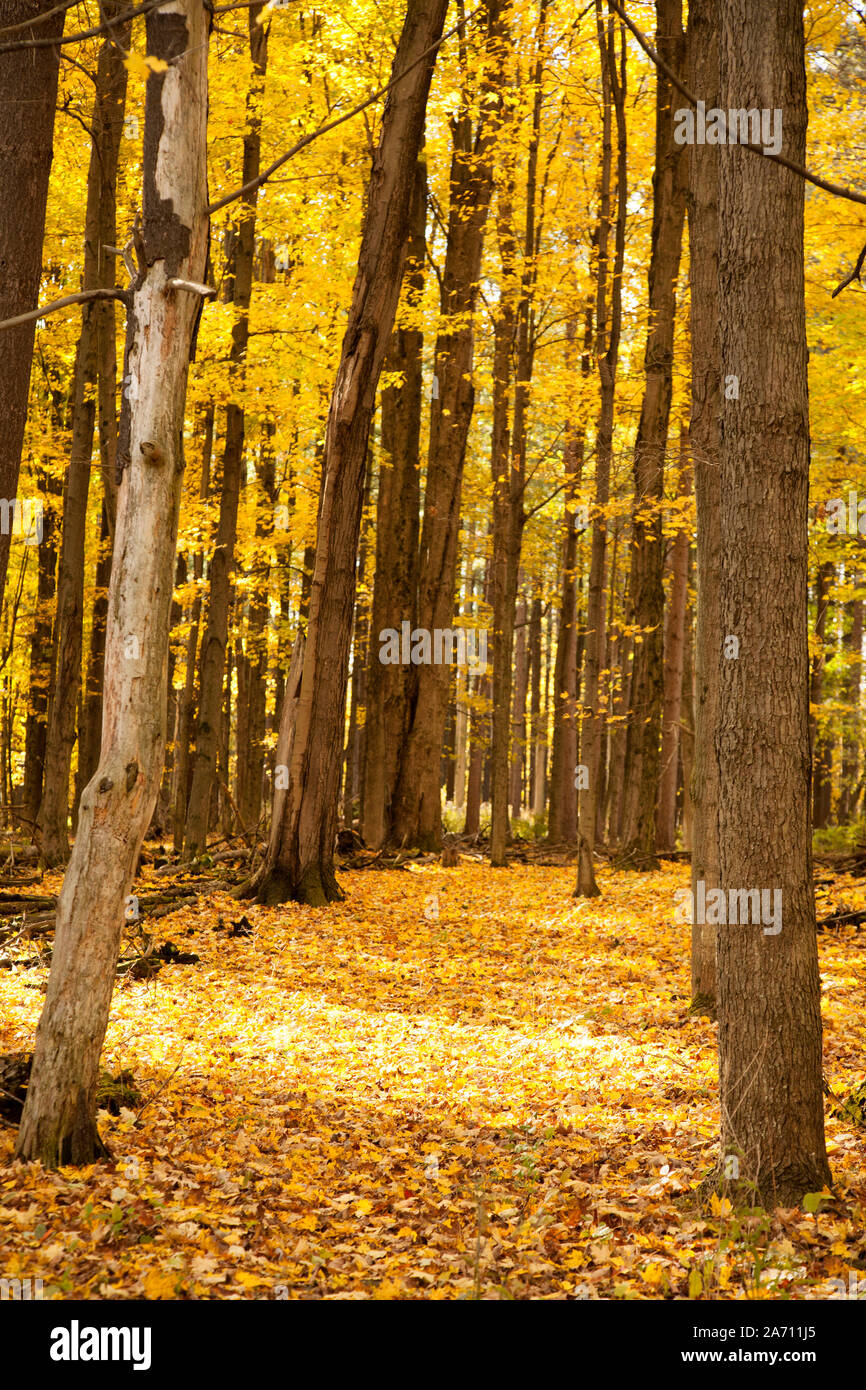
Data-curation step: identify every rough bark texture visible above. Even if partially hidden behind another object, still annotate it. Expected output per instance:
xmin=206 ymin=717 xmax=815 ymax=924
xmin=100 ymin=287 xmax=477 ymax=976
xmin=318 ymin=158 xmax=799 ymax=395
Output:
xmin=688 ymin=0 xmax=721 ymax=1011
xmin=22 ymin=464 xmax=60 ymax=823
xmin=256 ymin=0 xmax=450 ymax=905
xmin=715 ymin=0 xmax=831 ymax=1206
xmin=617 ymin=0 xmax=687 ymax=869
xmin=16 ymin=0 xmax=210 ymax=1167
xmin=390 ymin=0 xmax=505 ymax=852
xmin=0 ymin=0 xmax=63 ymax=608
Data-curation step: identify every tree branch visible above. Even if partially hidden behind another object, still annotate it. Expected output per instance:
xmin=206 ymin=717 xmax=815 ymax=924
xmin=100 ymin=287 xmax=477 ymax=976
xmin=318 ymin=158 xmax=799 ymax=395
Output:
xmin=0 ymin=288 xmax=128 ymax=335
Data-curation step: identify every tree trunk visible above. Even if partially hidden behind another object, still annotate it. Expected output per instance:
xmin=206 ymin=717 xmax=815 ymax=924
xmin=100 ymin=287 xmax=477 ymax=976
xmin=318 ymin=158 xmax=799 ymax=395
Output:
xmin=390 ymin=0 xmax=505 ymax=852
xmin=361 ymin=161 xmax=425 ymax=848
xmin=16 ymin=0 xmax=210 ymax=1167
xmin=688 ymin=0 xmax=722 ymax=1012
xmin=576 ymin=7 xmax=627 ymax=897
xmin=617 ymin=0 xmax=687 ymax=870
xmin=509 ymin=590 xmax=529 ymax=817
xmin=656 ymin=430 xmax=691 ymax=851
xmin=40 ymin=12 xmax=129 ymax=865
xmin=255 ymin=0 xmax=450 ymax=905
xmin=0 ymin=0 xmax=64 ymax=608
xmin=184 ymin=5 xmax=268 ymax=856
xmin=22 ymin=464 xmax=60 ymax=824
xmin=839 ymin=582 xmax=862 ymax=822
xmin=715 ymin=0 xmax=831 ymax=1205
xmin=810 ymin=561 xmax=833 ymax=830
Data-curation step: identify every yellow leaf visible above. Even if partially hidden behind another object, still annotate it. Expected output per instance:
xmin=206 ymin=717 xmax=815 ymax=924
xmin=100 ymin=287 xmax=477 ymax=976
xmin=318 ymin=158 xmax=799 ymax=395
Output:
xmin=144 ymin=1268 xmax=178 ymax=1299
xmin=355 ymin=1198 xmax=373 ymax=1216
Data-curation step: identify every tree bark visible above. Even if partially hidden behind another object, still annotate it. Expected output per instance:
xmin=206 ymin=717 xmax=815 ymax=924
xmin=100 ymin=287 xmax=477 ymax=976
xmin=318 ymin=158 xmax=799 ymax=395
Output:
xmin=184 ymin=5 xmax=268 ymax=856
xmin=16 ymin=0 xmax=210 ymax=1167
xmin=0 ymin=0 xmax=64 ymax=608
xmin=656 ymin=430 xmax=691 ymax=851
xmin=715 ymin=0 xmax=831 ymax=1205
xmin=255 ymin=0 xmax=450 ymax=905
xmin=390 ymin=0 xmax=505 ymax=852
xmin=687 ymin=0 xmax=722 ymax=1012
xmin=39 ymin=11 xmax=130 ymax=865
xmin=576 ymin=5 xmax=627 ymax=897
xmin=617 ymin=0 xmax=687 ymax=869
xmin=810 ymin=561 xmax=833 ymax=830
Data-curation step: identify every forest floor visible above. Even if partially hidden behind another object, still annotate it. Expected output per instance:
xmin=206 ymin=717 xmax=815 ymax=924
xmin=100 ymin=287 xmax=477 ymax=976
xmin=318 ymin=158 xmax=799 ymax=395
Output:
xmin=0 ymin=859 xmax=864 ymax=1300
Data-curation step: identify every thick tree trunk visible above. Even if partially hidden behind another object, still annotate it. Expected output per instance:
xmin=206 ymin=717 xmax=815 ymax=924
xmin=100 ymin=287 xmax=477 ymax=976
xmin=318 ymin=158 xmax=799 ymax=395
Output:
xmin=255 ymin=0 xmax=450 ymax=905
xmin=617 ymin=0 xmax=687 ymax=870
xmin=40 ymin=13 xmax=129 ymax=865
xmin=390 ymin=0 xmax=505 ymax=852
xmin=16 ymin=0 xmax=210 ymax=1167
xmin=715 ymin=0 xmax=831 ymax=1205
xmin=184 ymin=6 xmax=267 ymax=856
xmin=688 ymin=0 xmax=722 ymax=1011
xmin=576 ymin=8 xmax=627 ymax=897
xmin=0 ymin=0 xmax=63 ymax=607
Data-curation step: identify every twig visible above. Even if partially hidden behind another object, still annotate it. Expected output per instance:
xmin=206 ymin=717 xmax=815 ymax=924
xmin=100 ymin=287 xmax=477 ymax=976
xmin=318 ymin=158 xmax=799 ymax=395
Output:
xmin=0 ymin=287 xmax=127 ymax=335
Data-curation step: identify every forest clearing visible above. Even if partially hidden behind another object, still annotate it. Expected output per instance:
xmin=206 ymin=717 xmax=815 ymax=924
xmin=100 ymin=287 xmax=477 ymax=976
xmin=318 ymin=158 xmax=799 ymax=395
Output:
xmin=0 ymin=0 xmax=865 ymax=1352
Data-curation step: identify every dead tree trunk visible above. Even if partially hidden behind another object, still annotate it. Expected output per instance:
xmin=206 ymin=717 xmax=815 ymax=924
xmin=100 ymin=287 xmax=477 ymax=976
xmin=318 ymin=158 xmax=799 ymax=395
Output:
xmin=16 ymin=0 xmax=210 ymax=1166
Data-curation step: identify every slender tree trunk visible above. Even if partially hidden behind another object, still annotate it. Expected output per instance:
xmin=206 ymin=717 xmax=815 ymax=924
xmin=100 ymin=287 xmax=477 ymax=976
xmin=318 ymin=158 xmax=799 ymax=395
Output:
xmin=0 ymin=0 xmax=64 ymax=607
xmin=656 ymin=430 xmax=691 ymax=851
xmin=688 ymin=0 xmax=721 ymax=1011
xmin=839 ymin=583 xmax=862 ymax=822
xmin=509 ymin=590 xmax=529 ymax=817
xmin=184 ymin=5 xmax=268 ymax=855
xmin=576 ymin=4 xmax=627 ymax=897
xmin=715 ymin=0 xmax=831 ymax=1205
xmin=361 ymin=160 xmax=425 ymax=847
xmin=617 ymin=0 xmax=687 ymax=869
xmin=680 ymin=577 xmax=695 ymax=851
xmin=40 ymin=14 xmax=129 ymax=864
xmin=22 ymin=465 xmax=60 ymax=823
xmin=529 ymin=590 xmax=545 ymax=817
xmin=390 ymin=0 xmax=505 ymax=852
xmin=810 ymin=561 xmax=833 ymax=829
xmin=255 ymin=0 xmax=451 ymax=905
xmin=16 ymin=0 xmax=210 ymax=1166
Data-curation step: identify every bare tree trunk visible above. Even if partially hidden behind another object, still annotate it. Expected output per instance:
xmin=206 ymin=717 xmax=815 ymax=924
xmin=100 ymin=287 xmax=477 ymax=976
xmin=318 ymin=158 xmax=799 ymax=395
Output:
xmin=810 ymin=561 xmax=833 ymax=829
xmin=529 ymin=590 xmax=545 ymax=817
xmin=617 ymin=0 xmax=687 ymax=869
xmin=715 ymin=0 xmax=831 ymax=1205
xmin=40 ymin=12 xmax=130 ymax=865
xmin=680 ymin=578 xmax=695 ymax=852
xmin=656 ymin=430 xmax=691 ymax=851
xmin=184 ymin=7 xmax=267 ymax=856
xmin=255 ymin=0 xmax=450 ymax=905
xmin=0 ymin=0 xmax=64 ymax=607
xmin=576 ymin=4 xmax=627 ymax=897
xmin=839 ymin=582 xmax=862 ymax=822
xmin=688 ymin=0 xmax=721 ymax=1011
xmin=361 ymin=160 xmax=425 ymax=847
xmin=16 ymin=0 xmax=210 ymax=1167
xmin=22 ymin=464 xmax=60 ymax=823
xmin=390 ymin=0 xmax=505 ymax=852
xmin=509 ymin=589 xmax=529 ymax=817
